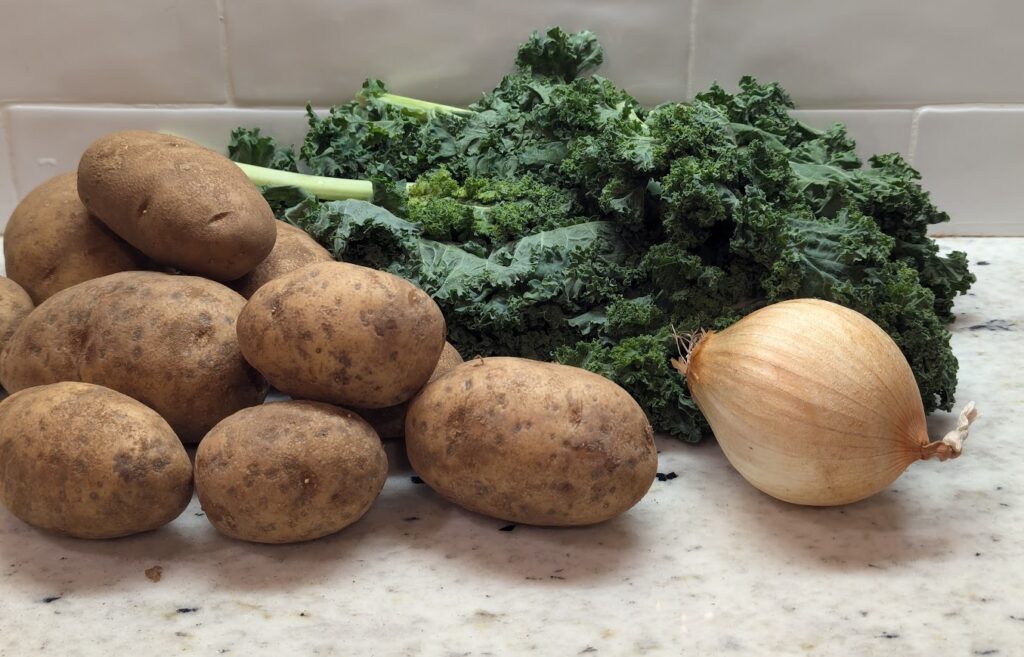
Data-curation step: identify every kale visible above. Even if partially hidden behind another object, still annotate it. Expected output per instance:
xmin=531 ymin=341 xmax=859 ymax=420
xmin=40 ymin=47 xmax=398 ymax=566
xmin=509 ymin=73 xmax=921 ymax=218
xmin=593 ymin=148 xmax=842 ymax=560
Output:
xmin=229 ymin=29 xmax=974 ymax=440
xmin=514 ymin=27 xmax=604 ymax=81
xmin=301 ymin=78 xmax=466 ymax=181
xmin=405 ymin=168 xmax=588 ymax=246
xmin=297 ymin=30 xmax=641 ymax=186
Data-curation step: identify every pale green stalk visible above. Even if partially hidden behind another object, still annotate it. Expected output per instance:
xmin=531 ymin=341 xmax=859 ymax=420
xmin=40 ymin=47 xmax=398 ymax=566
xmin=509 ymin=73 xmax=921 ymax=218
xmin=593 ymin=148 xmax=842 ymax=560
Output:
xmin=374 ymin=92 xmax=475 ymax=117
xmin=235 ymin=162 xmax=374 ymax=200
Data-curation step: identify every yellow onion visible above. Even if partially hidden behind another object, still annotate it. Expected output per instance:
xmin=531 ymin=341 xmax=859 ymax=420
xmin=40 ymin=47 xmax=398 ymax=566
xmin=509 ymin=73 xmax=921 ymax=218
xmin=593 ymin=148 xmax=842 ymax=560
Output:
xmin=674 ymin=298 xmax=977 ymax=506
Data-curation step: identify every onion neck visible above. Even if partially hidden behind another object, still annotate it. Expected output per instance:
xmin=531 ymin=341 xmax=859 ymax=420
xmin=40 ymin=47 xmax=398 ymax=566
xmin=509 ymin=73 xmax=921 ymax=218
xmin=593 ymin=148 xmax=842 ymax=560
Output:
xmin=920 ymin=401 xmax=978 ymax=461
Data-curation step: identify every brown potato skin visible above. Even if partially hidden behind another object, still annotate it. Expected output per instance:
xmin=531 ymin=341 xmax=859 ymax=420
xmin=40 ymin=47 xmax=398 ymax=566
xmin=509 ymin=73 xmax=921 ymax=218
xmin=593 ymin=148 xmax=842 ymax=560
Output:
xmin=0 ymin=382 xmax=192 ymax=538
xmin=0 ymin=277 xmax=33 ymax=355
xmin=233 ymin=221 xmax=333 ymax=298
xmin=4 ymin=173 xmax=150 ymax=303
xmin=237 ymin=262 xmax=446 ymax=408
xmin=0 ymin=272 xmax=268 ymax=442
xmin=405 ymin=357 xmax=658 ymax=526
xmin=77 ymin=130 xmax=276 ymax=281
xmin=195 ymin=401 xmax=387 ymax=544
xmin=357 ymin=342 xmax=464 ymax=439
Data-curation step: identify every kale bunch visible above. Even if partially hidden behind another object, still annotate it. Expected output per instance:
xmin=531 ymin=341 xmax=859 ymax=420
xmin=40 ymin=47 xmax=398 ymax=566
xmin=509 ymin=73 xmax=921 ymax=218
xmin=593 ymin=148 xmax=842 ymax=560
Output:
xmin=229 ymin=28 xmax=974 ymax=441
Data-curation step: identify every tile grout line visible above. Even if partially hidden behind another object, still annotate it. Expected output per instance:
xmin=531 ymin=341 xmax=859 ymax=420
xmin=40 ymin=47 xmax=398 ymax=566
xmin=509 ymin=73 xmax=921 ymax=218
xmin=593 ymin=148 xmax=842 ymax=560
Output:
xmin=1 ymin=98 xmax=1023 ymax=110
xmin=0 ymin=102 xmax=319 ymax=112
xmin=0 ymin=104 xmax=21 ymax=200
xmin=685 ymin=0 xmax=699 ymax=100
xmin=907 ymin=107 xmax=923 ymax=166
xmin=215 ymin=0 xmax=238 ymax=106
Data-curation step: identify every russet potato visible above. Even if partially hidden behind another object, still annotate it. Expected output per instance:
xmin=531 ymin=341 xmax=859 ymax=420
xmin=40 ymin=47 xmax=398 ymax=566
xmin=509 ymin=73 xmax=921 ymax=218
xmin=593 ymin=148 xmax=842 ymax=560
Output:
xmin=405 ymin=357 xmax=658 ymax=526
xmin=195 ymin=401 xmax=387 ymax=543
xmin=0 ymin=277 xmax=33 ymax=358
xmin=0 ymin=382 xmax=192 ymax=538
xmin=236 ymin=262 xmax=446 ymax=409
xmin=0 ymin=271 xmax=267 ymax=442
xmin=3 ymin=172 xmax=150 ymax=303
xmin=77 ymin=130 xmax=276 ymax=281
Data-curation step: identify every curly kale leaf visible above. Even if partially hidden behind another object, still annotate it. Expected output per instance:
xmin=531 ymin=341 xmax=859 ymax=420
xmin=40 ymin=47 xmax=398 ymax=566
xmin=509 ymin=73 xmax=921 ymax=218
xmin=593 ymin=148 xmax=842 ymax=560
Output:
xmin=455 ymin=74 xmax=643 ymax=185
xmin=694 ymin=76 xmax=820 ymax=148
xmin=785 ymin=146 xmax=976 ymax=321
xmin=514 ymin=27 xmax=603 ymax=81
xmin=301 ymin=79 xmax=465 ymax=181
xmin=293 ymin=30 xmax=639 ymax=188
xmin=842 ymin=154 xmax=975 ymax=320
xmin=286 ymin=198 xmax=420 ymax=269
xmin=228 ymin=127 xmax=298 ymax=171
xmin=406 ymin=168 xmax=587 ymax=245
xmin=727 ymin=192 xmax=958 ymax=411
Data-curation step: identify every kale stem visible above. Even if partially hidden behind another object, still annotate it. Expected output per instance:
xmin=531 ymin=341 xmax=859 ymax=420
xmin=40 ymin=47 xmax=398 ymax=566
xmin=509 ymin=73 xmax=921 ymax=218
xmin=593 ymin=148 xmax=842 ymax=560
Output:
xmin=235 ymin=163 xmax=375 ymax=200
xmin=374 ymin=92 xmax=475 ymax=117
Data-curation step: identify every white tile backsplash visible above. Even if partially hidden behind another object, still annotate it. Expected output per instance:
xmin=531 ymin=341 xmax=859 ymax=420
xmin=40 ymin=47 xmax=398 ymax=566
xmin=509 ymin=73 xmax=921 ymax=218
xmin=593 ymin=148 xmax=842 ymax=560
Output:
xmin=5 ymin=106 xmax=310 ymax=199
xmin=914 ymin=107 xmax=1024 ymax=237
xmin=692 ymin=0 xmax=1024 ymax=108
xmin=223 ymin=0 xmax=691 ymax=107
xmin=790 ymin=110 xmax=913 ymax=161
xmin=0 ymin=113 xmax=16 ymax=229
xmin=0 ymin=1 xmax=226 ymax=104
xmin=0 ymin=1 xmax=1022 ymax=234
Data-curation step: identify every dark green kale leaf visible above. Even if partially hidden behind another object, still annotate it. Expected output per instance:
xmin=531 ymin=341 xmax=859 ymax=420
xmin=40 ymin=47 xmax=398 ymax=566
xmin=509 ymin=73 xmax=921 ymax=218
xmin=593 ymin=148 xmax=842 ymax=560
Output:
xmin=301 ymin=79 xmax=465 ymax=181
xmin=228 ymin=127 xmax=298 ymax=171
xmin=293 ymin=29 xmax=641 ymax=188
xmin=286 ymin=197 xmax=421 ymax=269
xmin=514 ymin=27 xmax=604 ymax=81
xmin=694 ymin=76 xmax=820 ymax=147
xmin=841 ymin=154 xmax=975 ymax=320
xmin=453 ymin=73 xmax=643 ymax=185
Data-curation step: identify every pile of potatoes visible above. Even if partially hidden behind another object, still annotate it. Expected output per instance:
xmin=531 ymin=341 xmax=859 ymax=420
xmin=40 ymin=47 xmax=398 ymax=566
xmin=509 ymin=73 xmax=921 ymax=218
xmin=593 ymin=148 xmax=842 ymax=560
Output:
xmin=0 ymin=130 xmax=657 ymax=544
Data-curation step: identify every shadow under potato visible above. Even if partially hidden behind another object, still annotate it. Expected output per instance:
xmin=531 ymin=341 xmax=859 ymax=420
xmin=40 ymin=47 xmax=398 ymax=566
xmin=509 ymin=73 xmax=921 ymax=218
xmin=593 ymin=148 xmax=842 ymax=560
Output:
xmin=1 ymin=432 xmax=972 ymax=597
xmin=0 ymin=465 xmax=646 ymax=596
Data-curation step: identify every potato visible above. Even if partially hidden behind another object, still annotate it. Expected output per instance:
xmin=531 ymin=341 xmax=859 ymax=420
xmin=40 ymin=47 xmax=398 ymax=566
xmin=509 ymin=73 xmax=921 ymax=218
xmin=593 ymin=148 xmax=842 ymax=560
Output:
xmin=3 ymin=172 xmax=150 ymax=303
xmin=405 ymin=357 xmax=657 ymax=526
xmin=233 ymin=221 xmax=333 ymax=298
xmin=0 ymin=277 xmax=33 ymax=355
xmin=0 ymin=382 xmax=192 ymax=538
xmin=357 ymin=341 xmax=464 ymax=439
xmin=195 ymin=401 xmax=387 ymax=543
xmin=0 ymin=271 xmax=267 ymax=442
xmin=77 ymin=130 xmax=276 ymax=281
xmin=237 ymin=262 xmax=446 ymax=408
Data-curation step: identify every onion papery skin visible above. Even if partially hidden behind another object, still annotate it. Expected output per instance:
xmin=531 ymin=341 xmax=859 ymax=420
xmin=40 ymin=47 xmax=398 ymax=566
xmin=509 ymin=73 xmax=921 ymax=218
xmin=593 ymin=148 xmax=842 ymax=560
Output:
xmin=686 ymin=299 xmax=928 ymax=506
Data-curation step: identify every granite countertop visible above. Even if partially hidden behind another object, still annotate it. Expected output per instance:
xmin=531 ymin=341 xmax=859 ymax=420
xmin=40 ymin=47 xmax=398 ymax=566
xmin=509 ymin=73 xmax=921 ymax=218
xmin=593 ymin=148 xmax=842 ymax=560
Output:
xmin=0 ymin=237 xmax=1020 ymax=656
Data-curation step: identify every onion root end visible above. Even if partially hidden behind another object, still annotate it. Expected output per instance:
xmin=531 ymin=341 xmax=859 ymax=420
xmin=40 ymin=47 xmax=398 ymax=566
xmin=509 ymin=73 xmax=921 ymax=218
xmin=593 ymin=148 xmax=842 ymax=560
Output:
xmin=921 ymin=401 xmax=978 ymax=461
xmin=671 ymin=328 xmax=710 ymax=380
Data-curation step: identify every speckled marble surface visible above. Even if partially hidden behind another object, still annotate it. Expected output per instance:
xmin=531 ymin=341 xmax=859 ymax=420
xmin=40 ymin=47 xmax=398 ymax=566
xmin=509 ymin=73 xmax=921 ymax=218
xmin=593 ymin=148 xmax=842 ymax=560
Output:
xmin=0 ymin=238 xmax=1021 ymax=657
